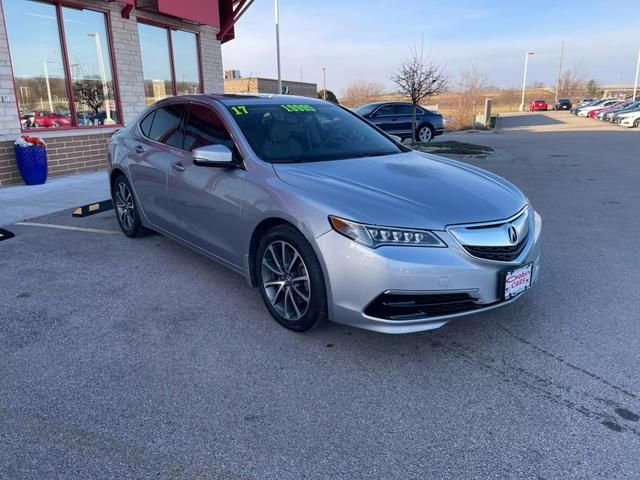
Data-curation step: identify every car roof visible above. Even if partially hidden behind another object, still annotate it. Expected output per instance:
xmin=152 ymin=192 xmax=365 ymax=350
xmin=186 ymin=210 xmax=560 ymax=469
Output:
xmin=150 ymin=94 xmax=333 ymax=110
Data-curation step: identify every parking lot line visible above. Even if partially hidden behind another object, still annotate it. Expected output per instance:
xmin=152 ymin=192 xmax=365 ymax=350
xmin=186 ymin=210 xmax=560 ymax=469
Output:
xmin=16 ymin=222 xmax=120 ymax=235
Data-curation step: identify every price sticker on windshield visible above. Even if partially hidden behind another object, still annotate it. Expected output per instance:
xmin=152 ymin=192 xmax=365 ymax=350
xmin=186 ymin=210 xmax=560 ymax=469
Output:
xmin=230 ymin=105 xmax=249 ymax=116
xmin=281 ymin=104 xmax=316 ymax=112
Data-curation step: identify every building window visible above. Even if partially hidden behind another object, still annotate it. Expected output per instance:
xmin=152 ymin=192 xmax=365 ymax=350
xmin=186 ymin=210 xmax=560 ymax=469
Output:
xmin=138 ymin=22 xmax=201 ymax=105
xmin=3 ymin=0 xmax=120 ymax=129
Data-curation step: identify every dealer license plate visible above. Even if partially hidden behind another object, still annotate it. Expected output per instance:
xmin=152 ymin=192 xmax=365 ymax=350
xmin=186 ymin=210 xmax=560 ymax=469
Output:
xmin=503 ymin=263 xmax=532 ymax=300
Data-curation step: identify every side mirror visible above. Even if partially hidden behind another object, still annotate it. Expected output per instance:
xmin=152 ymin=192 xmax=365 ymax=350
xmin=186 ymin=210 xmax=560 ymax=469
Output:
xmin=389 ymin=134 xmax=402 ymax=143
xmin=192 ymin=144 xmax=235 ymax=168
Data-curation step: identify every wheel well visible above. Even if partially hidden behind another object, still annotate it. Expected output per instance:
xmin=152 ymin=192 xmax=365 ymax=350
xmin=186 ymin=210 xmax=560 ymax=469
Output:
xmin=109 ymin=168 xmax=125 ymax=191
xmin=248 ymin=217 xmax=295 ymax=287
xmin=417 ymin=122 xmax=434 ymax=132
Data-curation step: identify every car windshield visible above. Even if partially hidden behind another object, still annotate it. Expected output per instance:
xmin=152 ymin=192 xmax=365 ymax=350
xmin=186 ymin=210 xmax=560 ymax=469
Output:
xmin=228 ymin=102 xmax=404 ymax=163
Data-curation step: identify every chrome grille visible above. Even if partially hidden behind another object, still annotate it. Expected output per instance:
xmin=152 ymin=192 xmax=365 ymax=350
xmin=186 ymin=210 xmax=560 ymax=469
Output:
xmin=463 ymin=232 xmax=529 ymax=262
xmin=449 ymin=207 xmax=530 ymax=263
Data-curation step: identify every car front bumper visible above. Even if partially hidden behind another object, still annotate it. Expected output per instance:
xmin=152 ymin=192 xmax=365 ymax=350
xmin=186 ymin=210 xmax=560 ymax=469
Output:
xmin=315 ymin=211 xmax=542 ymax=334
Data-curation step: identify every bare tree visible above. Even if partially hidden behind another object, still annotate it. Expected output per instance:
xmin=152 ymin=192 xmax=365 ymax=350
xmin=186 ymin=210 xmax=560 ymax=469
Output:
xmin=456 ymin=66 xmax=488 ymax=128
xmin=558 ymin=66 xmax=586 ymax=98
xmin=341 ymin=80 xmax=385 ymax=108
xmin=391 ymin=45 xmax=448 ymax=142
xmin=74 ymin=81 xmax=104 ymax=117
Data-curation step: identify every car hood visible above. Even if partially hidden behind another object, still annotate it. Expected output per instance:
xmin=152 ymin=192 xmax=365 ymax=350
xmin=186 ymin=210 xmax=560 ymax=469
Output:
xmin=273 ymin=151 xmax=527 ymax=230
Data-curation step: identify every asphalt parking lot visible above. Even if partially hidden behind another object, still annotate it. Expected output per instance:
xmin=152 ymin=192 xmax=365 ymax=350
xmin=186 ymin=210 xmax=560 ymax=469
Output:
xmin=1 ymin=111 xmax=639 ymax=479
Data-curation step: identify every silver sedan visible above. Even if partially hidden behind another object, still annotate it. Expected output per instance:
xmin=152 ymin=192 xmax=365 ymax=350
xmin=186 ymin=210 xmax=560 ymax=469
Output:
xmin=108 ymin=94 xmax=541 ymax=334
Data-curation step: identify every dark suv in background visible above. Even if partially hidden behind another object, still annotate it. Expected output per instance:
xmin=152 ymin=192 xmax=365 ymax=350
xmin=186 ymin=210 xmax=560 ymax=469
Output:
xmin=355 ymin=102 xmax=444 ymax=142
xmin=554 ymin=98 xmax=572 ymax=110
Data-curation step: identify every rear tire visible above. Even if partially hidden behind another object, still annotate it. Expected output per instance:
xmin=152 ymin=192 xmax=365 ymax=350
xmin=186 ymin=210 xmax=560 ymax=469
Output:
xmin=417 ymin=124 xmax=434 ymax=143
xmin=634 ymin=119 xmax=640 ymax=128
xmin=256 ymin=225 xmax=327 ymax=332
xmin=111 ymin=174 xmax=150 ymax=238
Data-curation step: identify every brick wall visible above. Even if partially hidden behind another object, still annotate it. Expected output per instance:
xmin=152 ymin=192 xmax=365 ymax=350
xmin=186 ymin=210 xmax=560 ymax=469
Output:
xmin=200 ymin=25 xmax=224 ymax=94
xmin=0 ymin=1 xmax=224 ymax=187
xmin=0 ymin=133 xmax=111 ymax=186
xmin=109 ymin=8 xmax=147 ymax=124
xmin=0 ymin=0 xmax=20 ymax=143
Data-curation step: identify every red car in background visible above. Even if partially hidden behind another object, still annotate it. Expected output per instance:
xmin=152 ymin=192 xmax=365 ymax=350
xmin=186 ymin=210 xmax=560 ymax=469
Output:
xmin=529 ymin=99 xmax=548 ymax=111
xmin=21 ymin=111 xmax=72 ymax=128
xmin=588 ymin=101 xmax=624 ymax=119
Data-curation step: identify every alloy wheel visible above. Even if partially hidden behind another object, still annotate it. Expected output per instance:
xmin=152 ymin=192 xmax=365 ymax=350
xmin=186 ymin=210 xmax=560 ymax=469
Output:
xmin=115 ymin=181 xmax=135 ymax=232
xmin=261 ymin=240 xmax=311 ymax=321
xmin=418 ymin=126 xmax=433 ymax=142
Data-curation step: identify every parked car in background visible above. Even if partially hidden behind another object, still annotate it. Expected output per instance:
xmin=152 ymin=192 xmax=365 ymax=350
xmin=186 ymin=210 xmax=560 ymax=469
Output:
xmin=595 ymin=100 xmax=632 ymax=120
xmin=554 ymin=98 xmax=572 ymax=110
xmin=570 ymin=99 xmax=600 ymax=115
xmin=607 ymin=101 xmax=640 ymax=122
xmin=354 ymin=102 xmax=444 ymax=142
xmin=618 ymin=110 xmax=640 ymax=128
xmin=608 ymin=101 xmax=640 ymax=123
xmin=108 ymin=94 xmax=541 ymax=334
xmin=577 ymin=99 xmax=619 ymax=117
xmin=577 ymin=98 xmax=596 ymax=106
xmin=22 ymin=110 xmax=72 ymax=128
xmin=529 ymin=99 xmax=548 ymax=111
xmin=588 ymin=100 xmax=624 ymax=119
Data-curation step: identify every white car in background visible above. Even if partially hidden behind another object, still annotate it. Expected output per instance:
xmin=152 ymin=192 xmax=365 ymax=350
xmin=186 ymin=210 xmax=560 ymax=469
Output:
xmin=618 ymin=110 xmax=640 ymax=128
xmin=577 ymin=99 xmax=620 ymax=117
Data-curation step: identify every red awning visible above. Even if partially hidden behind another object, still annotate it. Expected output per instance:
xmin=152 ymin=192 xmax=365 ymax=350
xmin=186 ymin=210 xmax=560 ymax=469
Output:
xmin=217 ymin=0 xmax=254 ymax=43
xmin=132 ymin=0 xmax=225 ymax=27
xmin=154 ymin=0 xmax=220 ymax=28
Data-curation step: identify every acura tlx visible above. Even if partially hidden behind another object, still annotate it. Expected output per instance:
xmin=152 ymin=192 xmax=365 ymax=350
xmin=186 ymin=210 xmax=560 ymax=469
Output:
xmin=108 ymin=94 xmax=541 ymax=334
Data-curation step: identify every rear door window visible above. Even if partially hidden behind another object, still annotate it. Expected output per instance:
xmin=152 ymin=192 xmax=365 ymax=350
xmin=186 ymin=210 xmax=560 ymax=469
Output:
xmin=395 ymin=104 xmax=422 ymax=115
xmin=143 ymin=104 xmax=186 ymax=148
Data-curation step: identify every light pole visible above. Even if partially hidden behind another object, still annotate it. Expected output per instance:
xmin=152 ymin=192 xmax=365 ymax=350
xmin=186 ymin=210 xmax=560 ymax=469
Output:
xmin=322 ymin=67 xmax=326 ymax=100
xmin=633 ymin=47 xmax=640 ymax=101
xmin=274 ymin=0 xmax=282 ymax=95
xmin=43 ymin=60 xmax=55 ymax=113
xmin=554 ymin=41 xmax=564 ymax=105
xmin=519 ymin=51 xmax=535 ymax=112
xmin=88 ymin=32 xmax=113 ymax=124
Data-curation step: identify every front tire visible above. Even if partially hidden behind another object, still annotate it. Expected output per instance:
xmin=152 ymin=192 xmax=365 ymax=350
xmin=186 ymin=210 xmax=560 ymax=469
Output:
xmin=634 ymin=119 xmax=640 ymax=128
xmin=417 ymin=124 xmax=434 ymax=143
xmin=112 ymin=174 xmax=150 ymax=238
xmin=256 ymin=225 xmax=327 ymax=332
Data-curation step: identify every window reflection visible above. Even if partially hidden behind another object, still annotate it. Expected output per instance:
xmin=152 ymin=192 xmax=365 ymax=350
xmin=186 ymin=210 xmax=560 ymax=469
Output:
xmin=172 ymin=30 xmax=200 ymax=96
xmin=4 ymin=0 xmax=72 ymax=129
xmin=62 ymin=6 xmax=119 ymax=126
xmin=138 ymin=23 xmax=173 ymax=105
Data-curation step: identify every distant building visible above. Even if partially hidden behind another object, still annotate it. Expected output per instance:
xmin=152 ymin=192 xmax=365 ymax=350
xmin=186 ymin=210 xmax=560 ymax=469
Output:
xmin=224 ymin=74 xmax=318 ymax=98
xmin=224 ymin=69 xmax=242 ymax=80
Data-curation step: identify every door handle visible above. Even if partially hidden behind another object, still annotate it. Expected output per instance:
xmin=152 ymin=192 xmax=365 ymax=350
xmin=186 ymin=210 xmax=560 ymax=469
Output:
xmin=134 ymin=144 xmax=145 ymax=154
xmin=172 ymin=161 xmax=185 ymax=172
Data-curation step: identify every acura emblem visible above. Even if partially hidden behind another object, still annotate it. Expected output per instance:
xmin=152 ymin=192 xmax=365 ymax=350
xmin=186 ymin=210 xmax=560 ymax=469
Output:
xmin=508 ymin=226 xmax=518 ymax=244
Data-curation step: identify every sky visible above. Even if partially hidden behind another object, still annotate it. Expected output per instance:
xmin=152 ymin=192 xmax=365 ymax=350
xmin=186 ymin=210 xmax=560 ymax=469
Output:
xmin=221 ymin=0 xmax=640 ymax=95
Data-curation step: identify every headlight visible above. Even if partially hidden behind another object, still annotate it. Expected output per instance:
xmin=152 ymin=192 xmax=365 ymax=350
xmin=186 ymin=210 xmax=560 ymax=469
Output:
xmin=329 ymin=216 xmax=446 ymax=248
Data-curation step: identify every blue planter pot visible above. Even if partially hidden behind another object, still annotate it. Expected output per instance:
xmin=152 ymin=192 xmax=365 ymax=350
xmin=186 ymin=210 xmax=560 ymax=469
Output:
xmin=14 ymin=145 xmax=47 ymax=185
